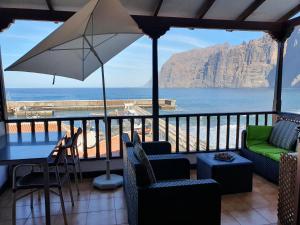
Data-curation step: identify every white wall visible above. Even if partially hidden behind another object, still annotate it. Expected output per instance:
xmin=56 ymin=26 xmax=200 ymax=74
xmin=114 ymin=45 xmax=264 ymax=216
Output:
xmin=0 ymin=122 xmax=7 ymax=188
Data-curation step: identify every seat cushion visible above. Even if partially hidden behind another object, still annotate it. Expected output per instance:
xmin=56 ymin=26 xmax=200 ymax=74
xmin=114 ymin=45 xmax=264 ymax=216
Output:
xmin=264 ymin=152 xmax=287 ymax=162
xmin=246 ymin=125 xmax=273 ymax=146
xmin=269 ymin=120 xmax=298 ymax=150
xmin=248 ymin=143 xmax=288 ymax=156
xmin=133 ymin=144 xmax=157 ymax=184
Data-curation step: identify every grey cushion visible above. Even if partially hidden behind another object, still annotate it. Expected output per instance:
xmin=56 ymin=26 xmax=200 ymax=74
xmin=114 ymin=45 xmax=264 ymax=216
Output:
xmin=133 ymin=144 xmax=156 ymax=184
xmin=269 ymin=120 xmax=298 ymax=150
xmin=132 ymin=132 xmax=141 ymax=146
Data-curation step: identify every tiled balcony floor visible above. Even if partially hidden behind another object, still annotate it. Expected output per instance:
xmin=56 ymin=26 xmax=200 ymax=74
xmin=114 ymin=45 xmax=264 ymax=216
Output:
xmin=0 ymin=172 xmax=279 ymax=225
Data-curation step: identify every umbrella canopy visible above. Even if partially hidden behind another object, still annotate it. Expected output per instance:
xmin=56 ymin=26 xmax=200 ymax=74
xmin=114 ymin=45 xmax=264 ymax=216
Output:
xmin=6 ymin=0 xmax=144 ymax=188
xmin=6 ymin=0 xmax=143 ymax=80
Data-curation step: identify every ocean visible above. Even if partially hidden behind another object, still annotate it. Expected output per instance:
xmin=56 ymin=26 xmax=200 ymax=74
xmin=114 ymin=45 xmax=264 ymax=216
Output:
xmin=5 ymin=87 xmax=300 ymax=115
xmin=6 ymin=87 xmax=300 ymax=149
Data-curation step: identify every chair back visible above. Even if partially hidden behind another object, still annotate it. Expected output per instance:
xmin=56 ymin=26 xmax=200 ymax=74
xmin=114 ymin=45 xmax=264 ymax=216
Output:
xmin=72 ymin=127 xmax=82 ymax=147
xmin=52 ymin=145 xmax=68 ymax=166
xmin=132 ymin=131 xmax=141 ymax=146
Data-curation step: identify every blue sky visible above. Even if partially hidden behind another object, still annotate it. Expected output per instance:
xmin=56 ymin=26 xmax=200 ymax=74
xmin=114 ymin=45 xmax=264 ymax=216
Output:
xmin=0 ymin=20 xmax=264 ymax=88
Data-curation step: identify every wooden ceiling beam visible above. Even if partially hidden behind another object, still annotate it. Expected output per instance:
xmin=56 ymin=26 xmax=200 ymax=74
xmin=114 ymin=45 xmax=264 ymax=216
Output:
xmin=287 ymin=15 xmax=300 ymax=27
xmin=0 ymin=8 xmax=74 ymax=31
xmin=236 ymin=0 xmax=266 ymax=21
xmin=154 ymin=0 xmax=163 ymax=16
xmin=45 ymin=0 xmax=54 ymax=11
xmin=277 ymin=4 xmax=300 ymax=22
xmin=0 ymin=7 xmax=288 ymax=33
xmin=197 ymin=0 xmax=216 ymax=19
xmin=132 ymin=15 xmax=281 ymax=33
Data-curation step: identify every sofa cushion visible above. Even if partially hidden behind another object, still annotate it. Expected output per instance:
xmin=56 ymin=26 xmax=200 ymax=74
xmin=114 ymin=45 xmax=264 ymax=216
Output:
xmin=269 ymin=120 xmax=298 ymax=150
xmin=246 ymin=125 xmax=273 ymax=147
xmin=248 ymin=143 xmax=288 ymax=156
xmin=264 ymin=152 xmax=288 ymax=162
xmin=133 ymin=144 xmax=156 ymax=184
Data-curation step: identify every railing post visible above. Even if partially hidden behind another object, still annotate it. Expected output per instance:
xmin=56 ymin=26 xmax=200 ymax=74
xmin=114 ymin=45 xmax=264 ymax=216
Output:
xmin=0 ymin=48 xmax=7 ymax=123
xmin=272 ymin=41 xmax=284 ymax=114
xmin=270 ymin=27 xmax=294 ymax=123
xmin=135 ymin=24 xmax=169 ymax=141
xmin=152 ymin=37 xmax=159 ymax=141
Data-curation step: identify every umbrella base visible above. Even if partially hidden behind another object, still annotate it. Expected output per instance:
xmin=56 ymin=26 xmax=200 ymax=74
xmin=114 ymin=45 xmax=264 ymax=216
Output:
xmin=93 ymin=174 xmax=123 ymax=190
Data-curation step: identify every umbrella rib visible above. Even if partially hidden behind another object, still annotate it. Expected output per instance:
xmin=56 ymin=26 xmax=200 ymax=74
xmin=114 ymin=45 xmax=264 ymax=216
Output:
xmin=93 ymin=34 xmax=117 ymax=49
xmin=83 ymin=35 xmax=103 ymax=65
xmin=84 ymin=50 xmax=92 ymax=61
xmin=50 ymin=48 xmax=91 ymax=51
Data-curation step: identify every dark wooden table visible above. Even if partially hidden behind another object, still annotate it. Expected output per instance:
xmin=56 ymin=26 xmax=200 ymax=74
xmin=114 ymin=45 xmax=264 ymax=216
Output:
xmin=0 ymin=131 xmax=66 ymax=225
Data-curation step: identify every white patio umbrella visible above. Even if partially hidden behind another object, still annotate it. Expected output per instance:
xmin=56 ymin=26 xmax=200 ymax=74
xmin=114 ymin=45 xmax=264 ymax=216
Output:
xmin=6 ymin=0 xmax=143 ymax=189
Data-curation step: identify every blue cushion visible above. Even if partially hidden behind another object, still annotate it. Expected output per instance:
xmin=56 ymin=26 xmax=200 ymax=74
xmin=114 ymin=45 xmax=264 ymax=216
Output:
xmin=269 ymin=120 xmax=298 ymax=150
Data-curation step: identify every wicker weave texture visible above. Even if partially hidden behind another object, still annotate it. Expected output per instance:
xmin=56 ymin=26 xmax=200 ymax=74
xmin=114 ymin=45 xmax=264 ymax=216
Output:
xmin=278 ymin=153 xmax=298 ymax=225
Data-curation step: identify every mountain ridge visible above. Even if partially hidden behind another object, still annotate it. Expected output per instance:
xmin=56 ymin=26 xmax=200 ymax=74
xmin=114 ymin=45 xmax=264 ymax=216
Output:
xmin=147 ymin=29 xmax=300 ymax=88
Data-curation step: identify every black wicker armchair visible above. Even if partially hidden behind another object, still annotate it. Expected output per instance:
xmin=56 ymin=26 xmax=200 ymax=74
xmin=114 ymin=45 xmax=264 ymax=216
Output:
xmin=122 ymin=133 xmax=221 ymax=225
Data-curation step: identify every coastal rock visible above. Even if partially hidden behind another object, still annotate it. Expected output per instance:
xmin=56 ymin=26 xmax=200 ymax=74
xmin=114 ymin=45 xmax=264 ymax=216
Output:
xmin=157 ymin=29 xmax=300 ymax=88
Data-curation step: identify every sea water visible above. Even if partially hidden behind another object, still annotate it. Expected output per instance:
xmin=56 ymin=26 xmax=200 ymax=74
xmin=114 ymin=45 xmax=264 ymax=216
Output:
xmin=6 ymin=87 xmax=300 ymax=148
xmin=6 ymin=87 xmax=300 ymax=114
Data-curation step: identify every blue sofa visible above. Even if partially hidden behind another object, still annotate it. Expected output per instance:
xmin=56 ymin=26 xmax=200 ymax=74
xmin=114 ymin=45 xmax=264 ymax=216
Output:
xmin=241 ymin=120 xmax=299 ymax=183
xmin=122 ymin=133 xmax=221 ymax=225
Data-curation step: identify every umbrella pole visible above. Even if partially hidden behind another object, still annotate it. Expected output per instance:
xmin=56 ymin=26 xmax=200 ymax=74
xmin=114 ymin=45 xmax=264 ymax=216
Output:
xmin=101 ymin=65 xmax=111 ymax=180
xmin=83 ymin=37 xmax=123 ymax=189
xmin=92 ymin=65 xmax=123 ymax=190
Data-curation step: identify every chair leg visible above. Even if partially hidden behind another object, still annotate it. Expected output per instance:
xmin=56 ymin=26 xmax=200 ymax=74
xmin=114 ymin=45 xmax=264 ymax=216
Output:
xmin=58 ymin=187 xmax=68 ymax=225
xmin=65 ymin=169 xmax=74 ymax=206
xmin=38 ymin=190 xmax=42 ymax=202
xmin=73 ymin=164 xmax=80 ymax=196
xmin=30 ymin=191 xmax=34 ymax=209
xmin=77 ymin=161 xmax=83 ymax=182
xmin=12 ymin=192 xmax=17 ymax=225
xmin=75 ymin=147 xmax=83 ymax=182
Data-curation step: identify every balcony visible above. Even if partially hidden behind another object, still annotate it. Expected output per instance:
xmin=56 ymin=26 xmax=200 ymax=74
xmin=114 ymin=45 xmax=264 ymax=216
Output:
xmin=1 ymin=110 xmax=294 ymax=224
xmin=1 ymin=0 xmax=300 ymax=224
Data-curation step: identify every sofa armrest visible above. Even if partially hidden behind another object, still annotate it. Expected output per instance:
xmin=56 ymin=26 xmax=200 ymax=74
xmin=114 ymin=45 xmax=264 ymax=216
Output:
xmin=138 ymin=179 xmax=221 ymax=225
xmin=241 ymin=130 xmax=247 ymax=149
xmin=141 ymin=141 xmax=171 ymax=155
xmin=148 ymin=154 xmax=190 ymax=180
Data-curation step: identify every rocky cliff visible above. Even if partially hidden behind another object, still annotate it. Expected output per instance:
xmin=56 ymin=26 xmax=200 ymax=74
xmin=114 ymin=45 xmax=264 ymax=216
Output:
xmin=157 ymin=29 xmax=300 ymax=88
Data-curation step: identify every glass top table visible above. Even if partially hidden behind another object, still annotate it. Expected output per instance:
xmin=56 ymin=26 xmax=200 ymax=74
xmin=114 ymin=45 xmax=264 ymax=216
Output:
xmin=0 ymin=131 xmax=66 ymax=163
xmin=0 ymin=131 xmax=66 ymax=225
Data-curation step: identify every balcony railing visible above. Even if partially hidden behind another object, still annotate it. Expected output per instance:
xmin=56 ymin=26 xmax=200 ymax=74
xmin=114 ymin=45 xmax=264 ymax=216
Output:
xmin=5 ymin=111 xmax=277 ymax=160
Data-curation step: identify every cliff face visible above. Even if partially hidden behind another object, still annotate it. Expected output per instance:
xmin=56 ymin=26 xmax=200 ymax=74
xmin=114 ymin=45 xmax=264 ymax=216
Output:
xmin=157 ymin=30 xmax=300 ymax=88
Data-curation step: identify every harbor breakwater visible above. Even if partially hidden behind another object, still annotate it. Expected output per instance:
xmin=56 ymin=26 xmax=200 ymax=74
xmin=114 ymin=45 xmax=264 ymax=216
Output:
xmin=7 ymin=99 xmax=176 ymax=116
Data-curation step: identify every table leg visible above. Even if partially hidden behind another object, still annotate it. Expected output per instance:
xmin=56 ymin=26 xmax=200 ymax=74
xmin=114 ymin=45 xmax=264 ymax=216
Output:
xmin=43 ymin=160 xmax=51 ymax=225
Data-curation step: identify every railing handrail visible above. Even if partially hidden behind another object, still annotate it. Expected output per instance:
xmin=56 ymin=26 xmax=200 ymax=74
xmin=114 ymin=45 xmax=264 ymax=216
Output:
xmin=5 ymin=110 xmax=276 ymax=122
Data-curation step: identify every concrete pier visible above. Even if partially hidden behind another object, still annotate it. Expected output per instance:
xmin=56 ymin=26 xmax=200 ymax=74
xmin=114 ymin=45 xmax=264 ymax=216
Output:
xmin=7 ymin=99 xmax=176 ymax=115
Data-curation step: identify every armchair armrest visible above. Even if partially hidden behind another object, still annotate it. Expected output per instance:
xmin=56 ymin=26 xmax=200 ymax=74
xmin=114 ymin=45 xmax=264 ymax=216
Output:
xmin=148 ymin=154 xmax=190 ymax=180
xmin=138 ymin=179 xmax=220 ymax=225
xmin=141 ymin=141 xmax=171 ymax=155
xmin=241 ymin=130 xmax=247 ymax=149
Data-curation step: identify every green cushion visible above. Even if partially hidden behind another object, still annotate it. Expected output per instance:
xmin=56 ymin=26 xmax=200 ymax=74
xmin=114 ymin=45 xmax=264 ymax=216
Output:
xmin=248 ymin=143 xmax=287 ymax=155
xmin=246 ymin=125 xmax=273 ymax=146
xmin=264 ymin=152 xmax=288 ymax=162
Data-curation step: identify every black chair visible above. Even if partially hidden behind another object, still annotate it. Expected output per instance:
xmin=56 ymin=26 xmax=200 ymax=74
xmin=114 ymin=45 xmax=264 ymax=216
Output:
xmin=132 ymin=131 xmax=172 ymax=155
xmin=122 ymin=133 xmax=221 ymax=225
xmin=63 ymin=128 xmax=83 ymax=195
xmin=12 ymin=146 xmax=74 ymax=225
